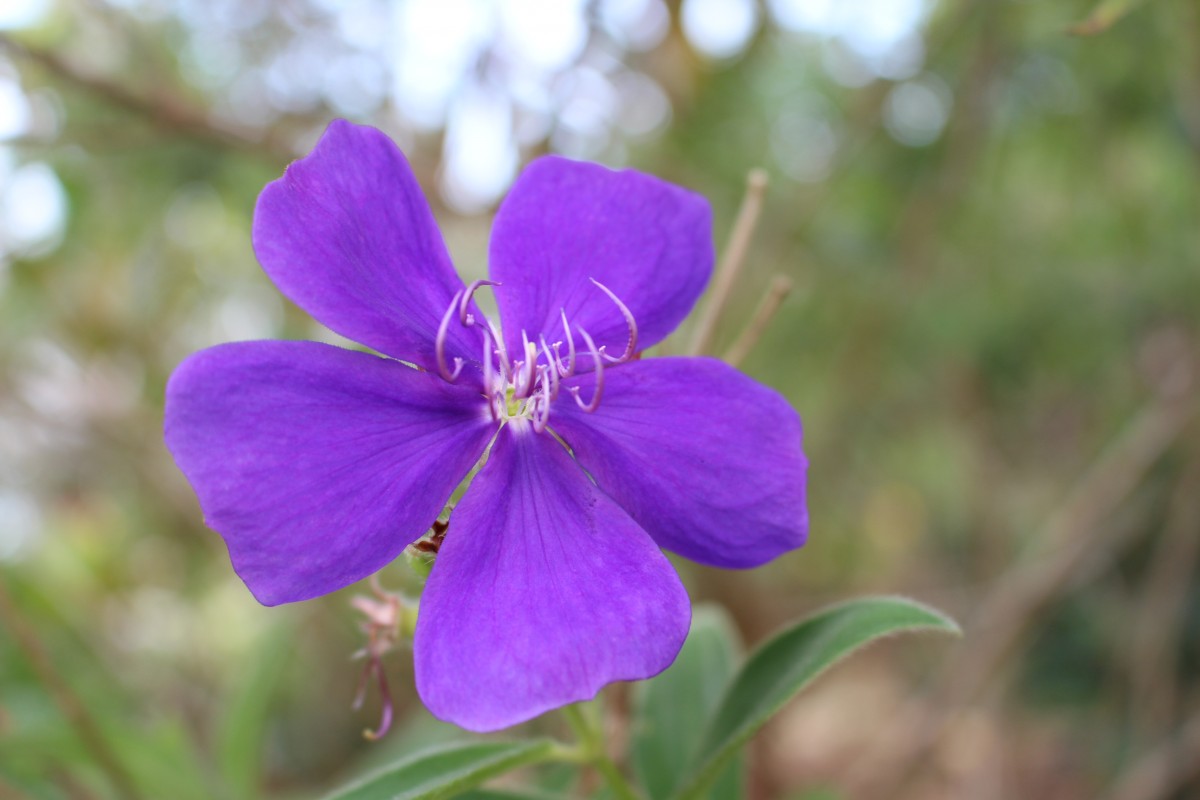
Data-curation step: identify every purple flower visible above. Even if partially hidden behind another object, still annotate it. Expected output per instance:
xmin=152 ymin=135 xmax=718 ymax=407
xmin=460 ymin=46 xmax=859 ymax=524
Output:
xmin=164 ymin=120 xmax=808 ymax=732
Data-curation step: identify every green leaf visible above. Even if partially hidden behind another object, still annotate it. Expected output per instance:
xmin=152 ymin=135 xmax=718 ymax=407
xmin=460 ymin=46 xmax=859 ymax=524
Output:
xmin=529 ymin=761 xmax=577 ymax=793
xmin=456 ymin=791 xmax=574 ymax=800
xmin=674 ymin=596 xmax=960 ymax=800
xmin=631 ymin=605 xmax=743 ymax=799
xmin=324 ymin=739 xmax=565 ymax=800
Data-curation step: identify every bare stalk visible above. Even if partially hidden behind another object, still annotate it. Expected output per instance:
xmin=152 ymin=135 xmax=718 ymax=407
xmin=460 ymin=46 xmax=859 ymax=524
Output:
xmin=722 ymin=274 xmax=794 ymax=367
xmin=1129 ymin=454 xmax=1200 ymax=738
xmin=688 ymin=168 xmax=768 ymax=356
xmin=0 ymin=33 xmax=288 ymax=162
xmin=1105 ymin=711 xmax=1200 ymax=800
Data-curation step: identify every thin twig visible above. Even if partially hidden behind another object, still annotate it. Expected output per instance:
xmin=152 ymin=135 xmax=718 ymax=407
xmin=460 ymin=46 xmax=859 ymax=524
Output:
xmin=0 ymin=33 xmax=288 ymax=162
xmin=0 ymin=580 xmax=141 ymax=800
xmin=722 ymin=274 xmax=794 ymax=368
xmin=688 ymin=168 xmax=769 ymax=356
xmin=1129 ymin=454 xmax=1200 ymax=738
xmin=954 ymin=382 xmax=1196 ymax=693
xmin=844 ymin=362 xmax=1199 ymax=799
xmin=1105 ymin=711 xmax=1200 ymax=800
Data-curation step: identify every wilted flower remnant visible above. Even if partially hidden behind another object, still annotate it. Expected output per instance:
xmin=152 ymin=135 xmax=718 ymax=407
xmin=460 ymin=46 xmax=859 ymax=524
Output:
xmin=164 ymin=120 xmax=808 ymax=732
xmin=349 ymin=574 xmax=415 ymax=740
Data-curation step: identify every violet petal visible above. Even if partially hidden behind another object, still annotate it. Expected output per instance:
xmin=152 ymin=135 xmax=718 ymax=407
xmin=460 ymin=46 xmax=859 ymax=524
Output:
xmin=414 ymin=423 xmax=690 ymax=732
xmin=164 ymin=341 xmax=494 ymax=606
xmin=253 ymin=120 xmax=482 ymax=373
xmin=551 ymin=357 xmax=808 ymax=568
xmin=489 ymin=156 xmax=712 ymax=362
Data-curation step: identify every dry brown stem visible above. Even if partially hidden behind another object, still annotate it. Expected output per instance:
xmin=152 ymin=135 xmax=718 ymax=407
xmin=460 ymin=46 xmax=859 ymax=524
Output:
xmin=0 ymin=33 xmax=289 ymax=162
xmin=688 ymin=168 xmax=768 ymax=356
xmin=1105 ymin=710 xmax=1200 ymax=800
xmin=1129 ymin=454 xmax=1200 ymax=738
xmin=722 ymin=274 xmax=794 ymax=368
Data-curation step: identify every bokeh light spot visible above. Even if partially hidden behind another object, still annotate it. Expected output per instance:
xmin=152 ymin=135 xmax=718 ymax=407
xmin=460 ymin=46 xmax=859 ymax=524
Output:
xmin=0 ymin=0 xmax=49 ymax=30
xmin=883 ymin=74 xmax=952 ymax=147
xmin=1 ymin=161 xmax=68 ymax=254
xmin=682 ymin=0 xmax=759 ymax=60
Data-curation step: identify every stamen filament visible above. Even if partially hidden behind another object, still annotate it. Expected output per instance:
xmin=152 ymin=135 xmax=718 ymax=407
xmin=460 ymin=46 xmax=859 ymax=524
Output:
xmin=459 ymin=279 xmax=499 ymax=326
xmin=567 ymin=327 xmax=604 ymax=413
xmin=482 ymin=328 xmax=499 ymax=422
xmin=557 ymin=309 xmax=576 ymax=377
xmin=589 ymin=278 xmax=638 ymax=363
xmin=435 ymin=289 xmax=466 ymax=382
xmin=532 ymin=378 xmax=552 ymax=433
xmin=514 ymin=334 xmax=539 ymax=399
xmin=486 ymin=318 xmax=511 ymax=381
xmin=433 ymin=280 xmax=638 ymax=424
xmin=539 ymin=335 xmax=560 ymax=401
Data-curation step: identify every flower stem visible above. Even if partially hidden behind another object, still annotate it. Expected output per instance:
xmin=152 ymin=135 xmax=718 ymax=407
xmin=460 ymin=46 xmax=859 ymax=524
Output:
xmin=561 ymin=703 xmax=642 ymax=800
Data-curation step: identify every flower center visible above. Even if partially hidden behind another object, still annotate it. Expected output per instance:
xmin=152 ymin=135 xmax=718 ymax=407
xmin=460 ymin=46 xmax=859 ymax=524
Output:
xmin=434 ymin=279 xmax=639 ymax=433
xmin=503 ymin=386 xmax=524 ymax=418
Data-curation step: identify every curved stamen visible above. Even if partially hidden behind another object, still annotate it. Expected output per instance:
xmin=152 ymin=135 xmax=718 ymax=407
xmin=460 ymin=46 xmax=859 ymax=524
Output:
xmin=459 ymin=279 xmax=499 ymax=326
xmin=508 ymin=358 xmax=522 ymax=394
xmin=436 ymin=279 xmax=629 ymax=423
xmin=567 ymin=327 xmax=604 ymax=413
xmin=436 ymin=290 xmax=466 ymax=382
xmin=539 ymin=335 xmax=560 ymax=401
xmin=485 ymin=318 xmax=511 ymax=382
xmin=556 ymin=309 xmax=577 ymax=378
xmin=481 ymin=327 xmax=494 ymax=390
xmin=482 ymin=328 xmax=500 ymax=422
xmin=514 ymin=333 xmax=539 ymax=399
xmin=589 ymin=278 xmax=638 ymax=363
xmin=531 ymin=377 xmax=552 ymax=433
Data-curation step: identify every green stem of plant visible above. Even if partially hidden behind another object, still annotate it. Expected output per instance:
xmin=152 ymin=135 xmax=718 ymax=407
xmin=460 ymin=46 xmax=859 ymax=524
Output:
xmin=562 ymin=704 xmax=642 ymax=800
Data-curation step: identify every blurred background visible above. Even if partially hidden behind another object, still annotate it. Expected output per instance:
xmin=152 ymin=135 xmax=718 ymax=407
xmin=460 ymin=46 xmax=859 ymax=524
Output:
xmin=1 ymin=0 xmax=1198 ymax=798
